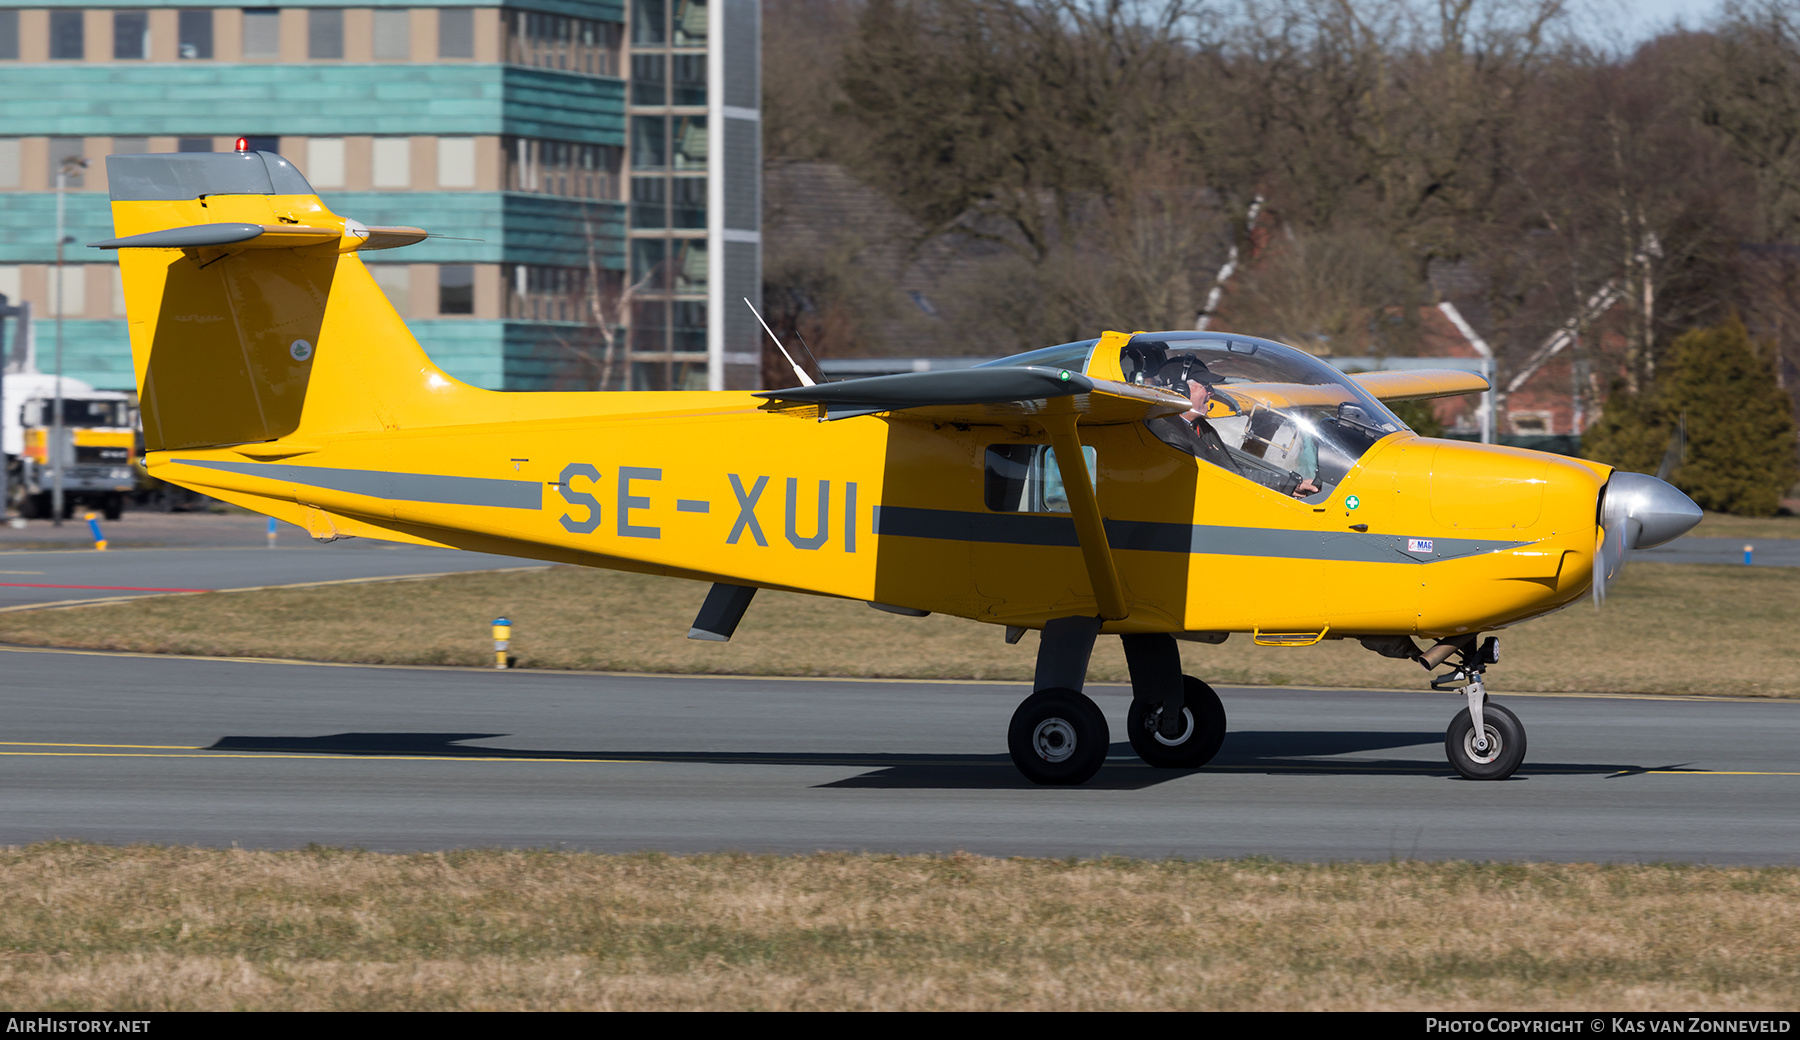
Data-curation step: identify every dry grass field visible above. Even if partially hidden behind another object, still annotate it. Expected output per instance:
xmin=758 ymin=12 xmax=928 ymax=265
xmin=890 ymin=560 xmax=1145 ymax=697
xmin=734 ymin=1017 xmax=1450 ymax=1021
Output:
xmin=0 ymin=844 xmax=1793 ymax=1011
xmin=0 ymin=561 xmax=1794 ymax=697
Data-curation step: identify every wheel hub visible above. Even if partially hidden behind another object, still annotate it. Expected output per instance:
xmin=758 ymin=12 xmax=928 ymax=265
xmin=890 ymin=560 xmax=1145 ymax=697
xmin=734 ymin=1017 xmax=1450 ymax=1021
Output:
xmin=1031 ymin=718 xmax=1077 ymax=762
xmin=1149 ymin=707 xmax=1195 ymax=746
xmin=1462 ymin=724 xmax=1503 ymax=765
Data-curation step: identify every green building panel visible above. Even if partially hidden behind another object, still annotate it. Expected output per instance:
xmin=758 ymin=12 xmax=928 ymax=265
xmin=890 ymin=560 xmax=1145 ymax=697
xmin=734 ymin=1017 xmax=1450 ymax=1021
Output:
xmin=32 ymin=320 xmax=137 ymax=391
xmin=17 ymin=1 xmax=625 ymax=20
xmin=327 ymin=192 xmax=626 ymax=269
xmin=0 ymin=194 xmax=113 ymax=264
xmin=32 ymin=318 xmax=607 ymax=393
xmin=1 ymin=193 xmax=624 ymax=268
xmin=0 ymin=65 xmax=623 ymax=146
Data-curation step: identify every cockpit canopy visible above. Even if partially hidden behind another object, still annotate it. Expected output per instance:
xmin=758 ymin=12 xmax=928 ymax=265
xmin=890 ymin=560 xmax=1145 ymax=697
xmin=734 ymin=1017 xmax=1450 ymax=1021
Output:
xmin=979 ymin=331 xmax=1409 ymax=499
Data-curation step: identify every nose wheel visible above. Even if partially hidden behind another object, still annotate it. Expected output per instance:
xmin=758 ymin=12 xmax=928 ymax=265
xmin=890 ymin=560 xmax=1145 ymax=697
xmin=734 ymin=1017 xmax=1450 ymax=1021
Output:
xmin=1445 ymin=702 xmax=1526 ymax=780
xmin=1428 ymin=636 xmax=1526 ymax=780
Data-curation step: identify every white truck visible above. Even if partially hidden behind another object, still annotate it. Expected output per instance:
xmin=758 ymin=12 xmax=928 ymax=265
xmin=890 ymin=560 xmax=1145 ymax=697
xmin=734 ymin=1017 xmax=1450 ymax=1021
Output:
xmin=3 ymin=372 xmax=139 ymax=520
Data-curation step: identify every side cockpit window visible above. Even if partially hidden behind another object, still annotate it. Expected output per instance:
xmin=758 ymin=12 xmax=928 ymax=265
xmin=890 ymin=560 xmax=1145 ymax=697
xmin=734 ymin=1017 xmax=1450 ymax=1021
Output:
xmin=985 ymin=444 xmax=1098 ymax=513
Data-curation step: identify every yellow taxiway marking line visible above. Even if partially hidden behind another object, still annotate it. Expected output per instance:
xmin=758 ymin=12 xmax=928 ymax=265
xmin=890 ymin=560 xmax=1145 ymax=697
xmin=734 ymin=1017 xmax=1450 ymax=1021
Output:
xmin=1643 ymin=770 xmax=1800 ymax=776
xmin=0 ymin=571 xmax=46 ymax=575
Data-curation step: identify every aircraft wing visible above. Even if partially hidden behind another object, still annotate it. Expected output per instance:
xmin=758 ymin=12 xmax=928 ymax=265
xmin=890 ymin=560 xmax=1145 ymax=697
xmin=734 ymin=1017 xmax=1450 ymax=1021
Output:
xmin=754 ymin=366 xmax=1188 ymax=424
xmin=1350 ymin=369 xmax=1490 ymax=401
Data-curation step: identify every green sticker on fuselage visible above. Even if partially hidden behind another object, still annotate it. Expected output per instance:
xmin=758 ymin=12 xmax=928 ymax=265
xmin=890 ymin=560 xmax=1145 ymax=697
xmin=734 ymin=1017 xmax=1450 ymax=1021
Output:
xmin=1346 ymin=495 xmax=1361 ymax=510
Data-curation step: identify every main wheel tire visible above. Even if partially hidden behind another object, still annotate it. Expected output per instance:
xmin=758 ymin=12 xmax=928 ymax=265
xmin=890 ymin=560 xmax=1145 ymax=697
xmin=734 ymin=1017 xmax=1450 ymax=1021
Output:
xmin=1007 ymin=688 xmax=1110 ymax=785
xmin=1445 ymin=702 xmax=1526 ymax=780
xmin=1128 ymin=675 xmax=1228 ymax=768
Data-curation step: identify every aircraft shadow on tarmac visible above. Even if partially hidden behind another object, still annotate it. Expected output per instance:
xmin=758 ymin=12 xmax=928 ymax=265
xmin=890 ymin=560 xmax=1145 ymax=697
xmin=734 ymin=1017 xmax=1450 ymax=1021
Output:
xmin=205 ymin=730 xmax=1667 ymax=788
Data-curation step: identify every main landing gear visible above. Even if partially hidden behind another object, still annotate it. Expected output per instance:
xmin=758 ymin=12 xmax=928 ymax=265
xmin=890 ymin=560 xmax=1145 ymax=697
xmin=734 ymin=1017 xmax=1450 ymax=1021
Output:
xmin=1426 ymin=635 xmax=1525 ymax=780
xmin=1006 ymin=620 xmax=1227 ymax=785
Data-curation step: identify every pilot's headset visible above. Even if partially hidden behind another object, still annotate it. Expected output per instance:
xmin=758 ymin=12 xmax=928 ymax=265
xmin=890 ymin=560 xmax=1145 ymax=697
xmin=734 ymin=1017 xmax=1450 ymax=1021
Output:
xmin=1154 ymin=354 xmax=1222 ymax=394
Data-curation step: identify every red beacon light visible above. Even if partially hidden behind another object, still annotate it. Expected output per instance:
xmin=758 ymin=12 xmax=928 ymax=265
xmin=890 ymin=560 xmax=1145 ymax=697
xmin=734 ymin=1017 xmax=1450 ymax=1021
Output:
xmin=234 ymin=137 xmax=249 ymax=152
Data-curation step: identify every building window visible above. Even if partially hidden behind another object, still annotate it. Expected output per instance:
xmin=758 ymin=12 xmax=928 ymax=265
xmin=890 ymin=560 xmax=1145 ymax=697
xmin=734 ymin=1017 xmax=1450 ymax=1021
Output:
xmin=179 ymin=10 xmax=214 ymax=59
xmin=243 ymin=135 xmax=278 ymax=154
xmin=0 ymin=140 xmax=18 ymax=188
xmin=631 ymin=116 xmax=665 ymax=169
xmin=113 ymin=11 xmax=149 ymax=60
xmin=0 ymin=11 xmax=18 ymax=61
xmin=631 ymin=239 xmax=666 ymax=292
xmin=309 ymin=9 xmax=344 ymax=59
xmin=50 ymin=10 xmax=84 ymax=60
xmin=439 ymin=8 xmax=473 ymax=59
xmin=438 ymin=266 xmax=475 ymax=315
xmin=672 ymin=177 xmax=705 ymax=229
xmin=506 ymin=10 xmax=618 ymax=76
xmin=631 ymin=177 xmax=665 ymax=229
xmin=372 ymin=9 xmax=409 ymax=60
xmin=672 ymin=299 xmax=705 ymax=353
xmin=109 ymin=265 xmax=126 ymax=317
xmin=1511 ymin=413 xmax=1552 ymax=435
xmin=631 ymin=54 xmax=664 ymax=106
xmin=307 ymin=138 xmax=345 ymax=188
xmin=632 ymin=0 xmax=664 ymax=45
xmin=372 ymin=137 xmax=410 ymax=188
xmin=50 ymin=265 xmax=86 ymax=318
xmin=504 ymin=265 xmax=590 ymax=322
xmin=506 ymin=138 xmax=619 ymax=199
xmin=672 ymin=238 xmax=706 ymax=293
xmin=672 ymin=116 xmax=707 ymax=170
xmin=47 ymin=139 xmax=85 ymax=187
xmin=178 ymin=137 xmax=213 ymax=153
xmin=112 ymin=136 xmax=148 ymax=155
xmin=673 ymin=0 xmax=708 ymax=47
xmin=368 ymin=264 xmax=410 ymax=315
xmin=437 ymin=137 xmax=476 ymax=188
xmin=243 ymin=9 xmax=280 ymax=59
xmin=672 ymin=54 xmax=706 ymax=106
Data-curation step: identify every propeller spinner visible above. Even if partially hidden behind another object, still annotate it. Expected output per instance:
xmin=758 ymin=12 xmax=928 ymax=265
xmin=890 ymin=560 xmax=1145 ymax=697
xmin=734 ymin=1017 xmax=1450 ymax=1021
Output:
xmin=1593 ymin=471 xmax=1703 ymax=606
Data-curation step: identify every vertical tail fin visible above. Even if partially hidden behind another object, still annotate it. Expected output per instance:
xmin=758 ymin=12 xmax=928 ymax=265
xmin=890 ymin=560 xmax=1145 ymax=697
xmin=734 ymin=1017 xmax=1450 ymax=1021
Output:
xmin=98 ymin=150 xmax=448 ymax=451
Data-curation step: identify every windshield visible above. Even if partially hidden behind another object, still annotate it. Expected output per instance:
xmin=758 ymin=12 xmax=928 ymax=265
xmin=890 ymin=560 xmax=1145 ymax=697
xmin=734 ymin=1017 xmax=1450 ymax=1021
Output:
xmin=29 ymin=399 xmax=133 ymax=428
xmin=1125 ymin=332 xmax=1405 ymax=499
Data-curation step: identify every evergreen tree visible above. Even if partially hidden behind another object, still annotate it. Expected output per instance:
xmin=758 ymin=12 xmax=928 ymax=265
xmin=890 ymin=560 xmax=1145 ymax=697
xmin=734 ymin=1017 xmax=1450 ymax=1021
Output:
xmin=1585 ymin=317 xmax=1798 ymax=516
xmin=1660 ymin=317 xmax=1799 ymax=516
xmin=1582 ymin=387 xmax=1671 ymax=476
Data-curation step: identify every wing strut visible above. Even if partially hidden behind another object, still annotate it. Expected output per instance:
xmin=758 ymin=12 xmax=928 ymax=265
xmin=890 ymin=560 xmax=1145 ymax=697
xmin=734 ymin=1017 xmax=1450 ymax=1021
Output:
xmin=1040 ymin=414 xmax=1127 ymax=621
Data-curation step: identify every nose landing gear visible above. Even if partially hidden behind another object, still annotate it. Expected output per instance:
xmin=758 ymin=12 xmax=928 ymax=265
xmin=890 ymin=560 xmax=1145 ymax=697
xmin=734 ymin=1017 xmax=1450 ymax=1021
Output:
xmin=1428 ymin=636 xmax=1526 ymax=780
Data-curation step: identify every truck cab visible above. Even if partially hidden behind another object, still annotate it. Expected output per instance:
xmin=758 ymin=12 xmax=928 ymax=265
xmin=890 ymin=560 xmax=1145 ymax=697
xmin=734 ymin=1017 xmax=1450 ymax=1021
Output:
xmin=4 ymin=373 xmax=139 ymax=520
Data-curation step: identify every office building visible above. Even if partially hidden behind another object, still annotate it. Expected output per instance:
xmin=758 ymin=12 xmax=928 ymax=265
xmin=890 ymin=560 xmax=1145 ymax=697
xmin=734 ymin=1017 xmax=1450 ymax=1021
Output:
xmin=0 ymin=1 xmax=760 ymax=392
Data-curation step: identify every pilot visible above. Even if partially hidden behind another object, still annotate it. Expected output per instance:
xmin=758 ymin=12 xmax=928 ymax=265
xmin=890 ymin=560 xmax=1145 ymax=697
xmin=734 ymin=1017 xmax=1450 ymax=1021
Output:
xmin=1147 ymin=358 xmax=1320 ymax=499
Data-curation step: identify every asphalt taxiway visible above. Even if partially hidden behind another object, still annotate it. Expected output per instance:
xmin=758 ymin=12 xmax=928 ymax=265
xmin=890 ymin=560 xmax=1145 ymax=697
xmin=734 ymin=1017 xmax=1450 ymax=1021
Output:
xmin=2 ymin=646 xmax=1794 ymax=863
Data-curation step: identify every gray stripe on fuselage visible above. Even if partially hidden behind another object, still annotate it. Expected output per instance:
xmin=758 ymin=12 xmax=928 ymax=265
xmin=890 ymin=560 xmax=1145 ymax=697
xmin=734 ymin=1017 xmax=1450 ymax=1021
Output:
xmin=173 ymin=459 xmax=543 ymax=510
xmin=872 ymin=506 xmax=1526 ymax=564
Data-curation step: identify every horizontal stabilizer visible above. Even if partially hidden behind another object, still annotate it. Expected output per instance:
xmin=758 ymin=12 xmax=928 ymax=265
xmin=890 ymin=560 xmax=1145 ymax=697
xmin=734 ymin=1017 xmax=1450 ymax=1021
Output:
xmin=91 ymin=222 xmax=428 ymax=252
xmin=1351 ymin=369 xmax=1490 ymax=402
xmin=756 ymin=366 xmax=1187 ymax=424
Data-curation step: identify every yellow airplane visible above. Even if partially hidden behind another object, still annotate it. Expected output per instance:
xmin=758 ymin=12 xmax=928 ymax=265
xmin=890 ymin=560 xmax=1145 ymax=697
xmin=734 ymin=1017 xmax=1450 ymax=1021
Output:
xmin=95 ymin=148 xmax=1704 ymax=785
